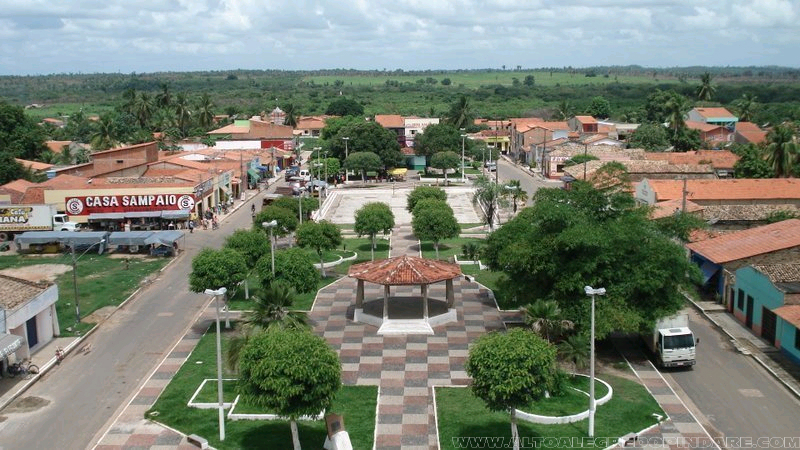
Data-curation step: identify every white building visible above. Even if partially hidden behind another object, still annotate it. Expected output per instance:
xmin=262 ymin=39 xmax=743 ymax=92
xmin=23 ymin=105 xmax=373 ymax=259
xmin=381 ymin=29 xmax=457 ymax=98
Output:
xmin=0 ymin=274 xmax=60 ymax=369
xmin=404 ymin=117 xmax=440 ymax=147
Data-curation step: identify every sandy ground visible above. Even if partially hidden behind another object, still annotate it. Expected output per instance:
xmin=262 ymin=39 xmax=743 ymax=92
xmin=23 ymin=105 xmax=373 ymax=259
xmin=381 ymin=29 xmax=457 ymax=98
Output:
xmin=0 ymin=264 xmax=72 ymax=283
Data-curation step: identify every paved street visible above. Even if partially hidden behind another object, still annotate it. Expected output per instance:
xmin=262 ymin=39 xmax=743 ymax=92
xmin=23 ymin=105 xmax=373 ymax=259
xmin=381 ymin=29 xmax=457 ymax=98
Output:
xmin=664 ymin=309 xmax=800 ymax=442
xmin=0 ymin=189 xmax=268 ymax=449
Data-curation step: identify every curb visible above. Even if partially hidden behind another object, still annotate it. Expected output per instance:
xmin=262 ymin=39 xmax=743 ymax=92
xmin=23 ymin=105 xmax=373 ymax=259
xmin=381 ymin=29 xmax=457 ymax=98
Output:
xmin=684 ymin=294 xmax=800 ymax=401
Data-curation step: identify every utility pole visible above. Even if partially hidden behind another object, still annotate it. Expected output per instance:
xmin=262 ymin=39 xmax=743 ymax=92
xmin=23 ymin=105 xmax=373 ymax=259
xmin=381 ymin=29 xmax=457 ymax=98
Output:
xmin=682 ymin=178 xmax=688 ymax=213
xmin=342 ymin=137 xmax=350 ymax=183
xmin=584 ymin=143 xmax=588 ymax=180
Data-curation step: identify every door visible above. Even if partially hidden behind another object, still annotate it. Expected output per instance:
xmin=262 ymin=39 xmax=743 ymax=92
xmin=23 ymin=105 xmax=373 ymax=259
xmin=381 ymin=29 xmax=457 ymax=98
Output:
xmin=26 ymin=316 xmax=38 ymax=348
xmin=762 ymin=307 xmax=777 ymax=345
xmin=745 ymin=295 xmax=754 ymax=328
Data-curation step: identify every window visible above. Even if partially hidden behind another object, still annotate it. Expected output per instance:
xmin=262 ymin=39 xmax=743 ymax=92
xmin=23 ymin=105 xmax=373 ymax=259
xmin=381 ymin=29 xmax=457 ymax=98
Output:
xmin=795 ymin=328 xmax=800 ymax=350
xmin=116 ymin=159 xmax=124 ymax=163
xmin=737 ymin=289 xmax=744 ymax=310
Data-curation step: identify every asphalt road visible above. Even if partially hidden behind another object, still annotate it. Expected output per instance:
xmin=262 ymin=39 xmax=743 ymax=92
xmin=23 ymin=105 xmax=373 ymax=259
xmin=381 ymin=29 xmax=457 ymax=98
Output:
xmin=496 ymin=157 xmax=561 ymax=208
xmin=0 ymin=192 xmax=265 ymax=449
xmin=663 ymin=309 xmax=800 ymax=443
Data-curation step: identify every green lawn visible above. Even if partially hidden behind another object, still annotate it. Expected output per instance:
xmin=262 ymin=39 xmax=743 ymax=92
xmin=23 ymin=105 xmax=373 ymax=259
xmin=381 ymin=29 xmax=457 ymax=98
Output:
xmin=420 ymin=237 xmax=485 ymax=261
xmin=0 ymin=253 xmax=169 ymax=335
xmin=461 ymin=265 xmax=519 ymax=309
xmin=332 ymin=238 xmax=391 ymax=274
xmin=520 ymin=375 xmax=609 ymax=417
xmin=437 ymin=374 xmax=662 ymax=450
xmin=147 ymin=323 xmax=377 ymax=450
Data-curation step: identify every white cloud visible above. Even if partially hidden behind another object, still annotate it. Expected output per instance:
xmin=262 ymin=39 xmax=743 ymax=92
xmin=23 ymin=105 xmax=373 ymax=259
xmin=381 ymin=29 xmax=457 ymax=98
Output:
xmin=0 ymin=0 xmax=798 ymax=75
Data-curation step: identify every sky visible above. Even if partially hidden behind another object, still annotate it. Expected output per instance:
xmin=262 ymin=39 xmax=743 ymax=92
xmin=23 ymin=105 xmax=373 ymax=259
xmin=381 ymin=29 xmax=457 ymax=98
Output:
xmin=1 ymin=0 xmax=799 ymax=76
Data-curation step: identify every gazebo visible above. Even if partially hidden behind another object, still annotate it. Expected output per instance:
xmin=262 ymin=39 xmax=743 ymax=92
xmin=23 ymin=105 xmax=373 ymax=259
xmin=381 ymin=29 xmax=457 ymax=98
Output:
xmin=347 ymin=255 xmax=463 ymax=335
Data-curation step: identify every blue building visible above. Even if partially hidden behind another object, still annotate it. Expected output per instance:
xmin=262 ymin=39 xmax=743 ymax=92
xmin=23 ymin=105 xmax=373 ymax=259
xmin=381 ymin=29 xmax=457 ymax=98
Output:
xmin=733 ymin=264 xmax=800 ymax=365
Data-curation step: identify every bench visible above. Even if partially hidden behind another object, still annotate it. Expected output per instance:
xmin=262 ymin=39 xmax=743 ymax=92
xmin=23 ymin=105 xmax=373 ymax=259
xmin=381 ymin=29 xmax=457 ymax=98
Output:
xmin=619 ymin=433 xmax=638 ymax=447
xmin=187 ymin=434 xmax=208 ymax=449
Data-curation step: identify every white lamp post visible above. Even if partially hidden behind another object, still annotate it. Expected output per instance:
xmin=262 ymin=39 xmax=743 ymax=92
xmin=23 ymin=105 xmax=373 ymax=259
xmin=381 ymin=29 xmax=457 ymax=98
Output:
xmin=204 ymin=286 xmax=228 ymax=441
xmin=262 ymin=221 xmax=278 ymax=275
xmin=460 ymin=131 xmax=467 ymax=183
xmin=342 ymin=137 xmax=350 ymax=183
xmin=584 ymin=285 xmax=605 ymax=437
xmin=71 ymin=238 xmax=106 ymax=323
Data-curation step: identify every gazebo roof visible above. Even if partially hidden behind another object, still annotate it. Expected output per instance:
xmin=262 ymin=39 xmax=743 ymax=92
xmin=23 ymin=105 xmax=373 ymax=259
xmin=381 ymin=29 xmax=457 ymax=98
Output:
xmin=348 ymin=255 xmax=462 ymax=286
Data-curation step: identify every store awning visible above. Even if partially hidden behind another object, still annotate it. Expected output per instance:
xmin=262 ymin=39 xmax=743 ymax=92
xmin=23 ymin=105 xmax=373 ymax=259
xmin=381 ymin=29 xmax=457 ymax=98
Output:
xmin=257 ymin=165 xmax=271 ymax=172
xmin=0 ymin=333 xmax=23 ymax=359
xmin=125 ymin=211 xmax=162 ymax=219
xmin=161 ymin=210 xmax=191 ymax=220
xmin=144 ymin=230 xmax=185 ymax=247
xmin=247 ymin=168 xmax=261 ymax=182
xmin=700 ymin=260 xmax=719 ymax=284
xmin=88 ymin=213 xmax=126 ymax=220
xmin=108 ymin=231 xmax=154 ymax=247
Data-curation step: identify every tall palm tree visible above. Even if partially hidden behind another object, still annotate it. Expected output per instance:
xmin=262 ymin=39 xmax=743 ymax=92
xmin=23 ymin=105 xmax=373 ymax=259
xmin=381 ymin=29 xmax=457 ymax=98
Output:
xmin=523 ymin=299 xmax=574 ymax=343
xmin=447 ymin=95 xmax=473 ymax=130
xmin=196 ymin=93 xmax=215 ymax=129
xmin=665 ymin=93 xmax=687 ymax=135
xmin=225 ymin=284 xmax=309 ymax=371
xmin=471 ymin=175 xmax=509 ymax=230
xmin=90 ymin=115 xmax=118 ymax=150
xmin=121 ymin=88 xmax=137 ymax=114
xmin=696 ymin=72 xmax=716 ymax=102
xmin=506 ymin=179 xmax=528 ymax=213
xmin=764 ymin=124 xmax=798 ymax=178
xmin=283 ymin=103 xmax=298 ymax=128
xmin=155 ymin=82 xmax=172 ymax=108
xmin=134 ymin=92 xmax=154 ymax=128
xmin=174 ymin=92 xmax=192 ymax=137
xmin=735 ymin=94 xmax=758 ymax=122
xmin=556 ymin=100 xmax=573 ymax=120
xmin=558 ymin=334 xmax=589 ymax=372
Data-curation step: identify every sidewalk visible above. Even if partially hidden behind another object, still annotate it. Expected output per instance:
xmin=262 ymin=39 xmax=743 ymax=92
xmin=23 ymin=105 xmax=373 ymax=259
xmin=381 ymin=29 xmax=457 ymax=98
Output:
xmin=687 ymin=298 xmax=800 ymax=399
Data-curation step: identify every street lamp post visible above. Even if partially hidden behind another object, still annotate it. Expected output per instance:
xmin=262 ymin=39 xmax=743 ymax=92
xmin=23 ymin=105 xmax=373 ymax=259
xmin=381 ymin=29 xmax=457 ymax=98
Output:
xmin=460 ymin=132 xmax=467 ymax=183
xmin=71 ymin=238 xmax=106 ymax=323
xmin=204 ymin=287 xmax=228 ymax=441
xmin=342 ymin=137 xmax=350 ymax=183
xmin=262 ymin=221 xmax=278 ymax=275
xmin=584 ymin=285 xmax=606 ymax=437
xmin=324 ymin=150 xmax=329 ymax=199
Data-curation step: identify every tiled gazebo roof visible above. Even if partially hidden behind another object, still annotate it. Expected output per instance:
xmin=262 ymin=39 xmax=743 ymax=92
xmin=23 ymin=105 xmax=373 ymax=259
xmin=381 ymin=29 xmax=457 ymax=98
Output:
xmin=348 ymin=255 xmax=462 ymax=286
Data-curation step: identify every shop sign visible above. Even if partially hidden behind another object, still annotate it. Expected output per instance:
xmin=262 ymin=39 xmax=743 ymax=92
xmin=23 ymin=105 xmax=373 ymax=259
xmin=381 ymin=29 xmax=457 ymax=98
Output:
xmin=65 ymin=194 xmax=196 ymax=215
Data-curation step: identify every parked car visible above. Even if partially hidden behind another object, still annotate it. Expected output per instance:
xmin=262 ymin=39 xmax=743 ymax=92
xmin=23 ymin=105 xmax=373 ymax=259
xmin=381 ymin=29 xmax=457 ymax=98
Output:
xmin=485 ymin=161 xmax=497 ymax=172
xmin=284 ymin=166 xmax=300 ymax=181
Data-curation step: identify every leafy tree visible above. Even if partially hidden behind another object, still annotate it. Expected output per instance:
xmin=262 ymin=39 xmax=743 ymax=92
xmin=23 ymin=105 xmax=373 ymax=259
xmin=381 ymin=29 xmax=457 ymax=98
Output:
xmin=446 ymin=95 xmax=473 ymax=129
xmin=310 ymin=157 xmax=341 ymax=182
xmin=735 ymin=94 xmax=758 ymax=123
xmin=524 ymin=300 xmax=574 ymax=343
xmin=669 ymin=127 xmax=702 ymax=152
xmin=257 ymin=248 xmax=319 ymax=294
xmin=331 ymin=121 xmax=403 ymax=168
xmin=189 ymin=248 xmax=248 ymax=293
xmin=0 ymin=100 xmax=47 ymax=160
xmin=0 ymin=153 xmax=24 ymax=185
xmin=413 ymin=123 xmax=463 ymax=161
xmin=237 ymin=329 xmax=341 ymax=450
xmin=319 ymin=115 xmax=362 ymax=142
xmin=226 ymin=283 xmax=309 ymax=371
xmin=406 ymin=185 xmax=447 ymax=213
xmin=271 ymin=196 xmax=319 ymax=222
xmin=255 ymin=206 xmax=299 ymax=241
xmin=733 ymin=143 xmax=773 ymax=178
xmin=430 ymin=150 xmax=461 ymax=185
xmin=225 ymin=229 xmax=272 ymax=268
xmin=354 ymin=202 xmax=395 ymax=260
xmin=627 ymin=123 xmax=669 ymax=151
xmin=461 ymin=241 xmax=482 ymax=268
xmin=653 ymin=211 xmax=708 ymax=242
xmin=296 ymin=220 xmax=342 ymax=277
xmin=344 ymin=151 xmax=382 ymax=182
xmin=325 ymin=98 xmax=364 ymax=116
xmin=696 ymin=72 xmax=716 ymax=102
xmin=472 ymin=175 xmax=510 ymax=230
xmin=481 ymin=183 xmax=701 ymax=337
xmin=411 ymin=199 xmax=459 ymax=258
xmin=505 ymin=179 xmax=528 ymax=213
xmin=586 ymin=96 xmax=611 ymax=119
xmin=765 ymin=124 xmax=798 ymax=178
xmin=523 ymin=75 xmax=535 ymax=87
xmin=465 ymin=328 xmax=562 ymax=450
xmin=441 ymin=78 xmax=451 ymax=86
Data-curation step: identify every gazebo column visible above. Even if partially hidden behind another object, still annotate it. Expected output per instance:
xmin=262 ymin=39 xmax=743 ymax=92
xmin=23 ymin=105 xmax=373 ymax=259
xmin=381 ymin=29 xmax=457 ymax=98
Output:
xmin=422 ymin=284 xmax=429 ymax=320
xmin=446 ymin=278 xmax=454 ymax=308
xmin=383 ymin=284 xmax=390 ymax=321
xmin=356 ymin=280 xmax=364 ymax=308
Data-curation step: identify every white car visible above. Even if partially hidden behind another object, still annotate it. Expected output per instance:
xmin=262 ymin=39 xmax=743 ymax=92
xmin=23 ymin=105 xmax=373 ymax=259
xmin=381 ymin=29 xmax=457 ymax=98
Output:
xmin=484 ymin=161 xmax=497 ymax=172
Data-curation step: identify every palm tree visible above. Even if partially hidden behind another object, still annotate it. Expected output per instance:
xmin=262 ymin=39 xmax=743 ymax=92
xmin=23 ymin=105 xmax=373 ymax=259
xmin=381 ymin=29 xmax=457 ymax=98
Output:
xmin=90 ymin=115 xmax=118 ymax=150
xmin=764 ymin=124 xmax=799 ymax=178
xmin=196 ymin=93 xmax=215 ymax=129
xmin=446 ymin=95 xmax=473 ymax=129
xmin=506 ymin=179 xmax=528 ymax=213
xmin=471 ymin=175 xmax=509 ymax=230
xmin=155 ymin=82 xmax=172 ymax=108
xmin=696 ymin=72 xmax=716 ymax=102
xmin=665 ymin=93 xmax=687 ymax=136
xmin=225 ymin=284 xmax=309 ymax=371
xmin=556 ymin=100 xmax=573 ymax=121
xmin=121 ymin=88 xmax=137 ymax=115
xmin=735 ymin=94 xmax=758 ymax=122
xmin=134 ymin=92 xmax=154 ymax=128
xmin=558 ymin=334 xmax=589 ymax=372
xmin=283 ymin=103 xmax=298 ymax=128
xmin=461 ymin=242 xmax=481 ymax=268
xmin=523 ymin=299 xmax=574 ymax=343
xmin=174 ymin=92 xmax=192 ymax=137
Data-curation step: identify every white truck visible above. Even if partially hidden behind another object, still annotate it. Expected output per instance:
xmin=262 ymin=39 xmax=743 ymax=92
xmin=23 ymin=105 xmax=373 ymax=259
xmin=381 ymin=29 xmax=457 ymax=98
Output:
xmin=644 ymin=313 xmax=698 ymax=368
xmin=0 ymin=204 xmax=80 ymax=241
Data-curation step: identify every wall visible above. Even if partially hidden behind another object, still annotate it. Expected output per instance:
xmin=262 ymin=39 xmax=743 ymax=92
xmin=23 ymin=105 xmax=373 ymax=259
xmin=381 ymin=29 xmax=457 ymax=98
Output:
xmin=777 ymin=319 xmax=800 ymax=365
xmin=732 ymin=267 xmax=786 ymax=335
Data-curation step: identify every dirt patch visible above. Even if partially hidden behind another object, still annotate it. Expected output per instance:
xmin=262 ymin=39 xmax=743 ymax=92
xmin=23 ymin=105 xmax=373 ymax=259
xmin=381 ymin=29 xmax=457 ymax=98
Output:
xmin=4 ymin=396 xmax=51 ymax=413
xmin=108 ymin=253 xmax=150 ymax=259
xmin=83 ymin=305 xmax=118 ymax=323
xmin=0 ymin=264 xmax=72 ymax=283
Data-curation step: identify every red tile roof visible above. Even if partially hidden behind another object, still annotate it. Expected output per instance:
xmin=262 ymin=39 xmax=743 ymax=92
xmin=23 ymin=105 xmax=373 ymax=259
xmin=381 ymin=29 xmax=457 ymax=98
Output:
xmin=643 ymin=150 xmax=739 ymax=169
xmin=45 ymin=140 xmax=73 ymax=154
xmin=15 ymin=158 xmax=53 ymax=171
xmin=686 ymin=219 xmax=800 ymax=264
xmin=736 ymin=122 xmax=763 ymax=133
xmin=773 ymin=305 xmax=800 ymax=328
xmin=686 ymin=121 xmax=726 ymax=133
xmin=374 ymin=115 xmax=405 ymax=128
xmin=650 ymin=199 xmax=704 ymax=219
xmin=348 ymin=255 xmax=462 ymax=285
xmin=574 ymin=115 xmax=597 ymax=124
xmin=644 ymin=178 xmax=800 ymax=202
xmin=692 ymin=107 xmax=736 ymax=119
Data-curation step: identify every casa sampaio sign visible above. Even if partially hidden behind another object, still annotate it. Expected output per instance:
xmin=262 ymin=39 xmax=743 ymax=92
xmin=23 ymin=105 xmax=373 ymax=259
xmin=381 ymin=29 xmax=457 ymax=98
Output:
xmin=65 ymin=194 xmax=196 ymax=215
